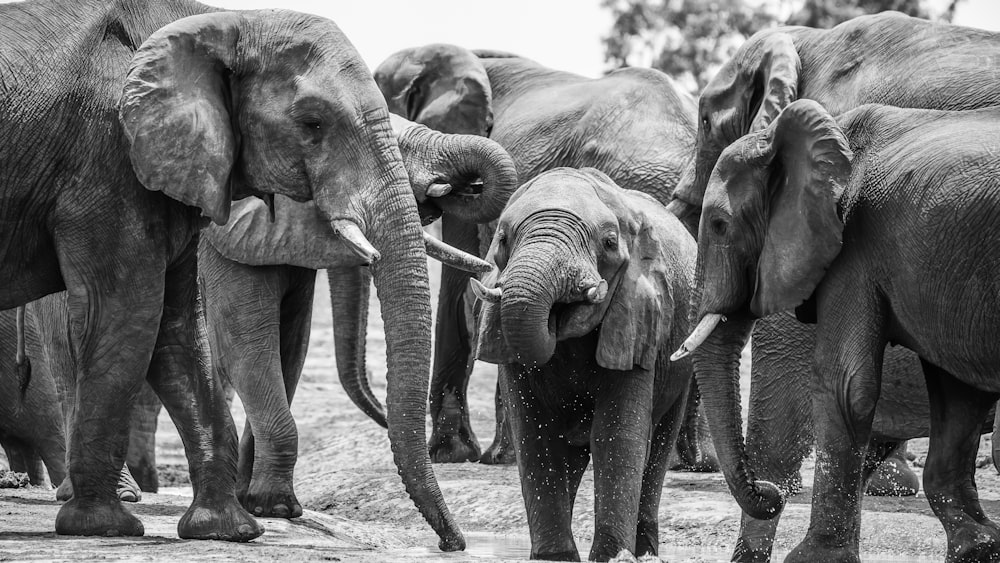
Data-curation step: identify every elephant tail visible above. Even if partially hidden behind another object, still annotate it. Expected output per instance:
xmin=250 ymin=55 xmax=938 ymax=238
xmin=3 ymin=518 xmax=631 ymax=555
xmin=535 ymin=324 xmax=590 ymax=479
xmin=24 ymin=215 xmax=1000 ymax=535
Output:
xmin=15 ymin=305 xmax=31 ymax=398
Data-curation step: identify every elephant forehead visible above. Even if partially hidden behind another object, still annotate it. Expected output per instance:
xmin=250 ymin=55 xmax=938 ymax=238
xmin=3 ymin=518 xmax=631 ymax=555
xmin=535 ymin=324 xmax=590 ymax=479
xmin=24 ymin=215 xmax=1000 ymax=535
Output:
xmin=505 ymin=174 xmax=616 ymax=228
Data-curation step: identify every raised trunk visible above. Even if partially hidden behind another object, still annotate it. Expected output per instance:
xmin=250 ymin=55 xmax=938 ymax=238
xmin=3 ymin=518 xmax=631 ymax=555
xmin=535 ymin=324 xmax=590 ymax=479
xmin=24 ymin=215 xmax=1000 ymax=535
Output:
xmin=315 ymin=112 xmax=463 ymax=551
xmin=328 ymin=266 xmax=387 ymax=428
xmin=499 ymin=245 xmax=561 ymax=367
xmin=688 ymin=272 xmax=783 ymax=521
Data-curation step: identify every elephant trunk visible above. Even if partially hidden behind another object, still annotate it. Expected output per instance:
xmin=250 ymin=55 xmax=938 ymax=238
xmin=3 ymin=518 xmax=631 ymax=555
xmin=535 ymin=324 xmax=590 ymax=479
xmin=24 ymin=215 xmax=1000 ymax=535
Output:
xmin=328 ymin=267 xmax=387 ymax=428
xmin=316 ymin=110 xmax=462 ymax=551
xmin=687 ymin=268 xmax=783 ymax=521
xmin=499 ymin=244 xmax=564 ymax=367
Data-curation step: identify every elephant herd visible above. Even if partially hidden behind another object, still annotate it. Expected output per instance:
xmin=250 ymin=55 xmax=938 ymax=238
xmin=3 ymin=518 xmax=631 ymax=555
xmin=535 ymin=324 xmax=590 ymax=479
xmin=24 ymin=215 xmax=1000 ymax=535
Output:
xmin=2 ymin=2 xmax=1000 ymax=562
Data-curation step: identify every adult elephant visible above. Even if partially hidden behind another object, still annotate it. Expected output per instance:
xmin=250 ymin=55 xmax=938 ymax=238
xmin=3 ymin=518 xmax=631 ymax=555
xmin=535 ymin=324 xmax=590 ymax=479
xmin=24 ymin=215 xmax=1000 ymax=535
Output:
xmin=676 ymin=100 xmax=1000 ymax=563
xmin=199 ymin=114 xmax=517 ymax=519
xmin=373 ymin=44 xmax=715 ymax=469
xmin=1 ymin=1 xmax=461 ymax=549
xmin=473 ymin=168 xmax=697 ymax=561
xmin=666 ymin=12 xmax=1000 ymax=561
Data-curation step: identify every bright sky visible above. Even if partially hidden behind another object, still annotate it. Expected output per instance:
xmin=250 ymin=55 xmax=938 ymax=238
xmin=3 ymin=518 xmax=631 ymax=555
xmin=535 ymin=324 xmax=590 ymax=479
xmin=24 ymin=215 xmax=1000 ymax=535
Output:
xmin=1 ymin=0 xmax=998 ymax=79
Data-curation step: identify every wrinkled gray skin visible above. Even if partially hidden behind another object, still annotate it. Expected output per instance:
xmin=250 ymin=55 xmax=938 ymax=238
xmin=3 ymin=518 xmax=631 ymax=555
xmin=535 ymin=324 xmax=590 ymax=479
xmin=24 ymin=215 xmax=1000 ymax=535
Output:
xmin=374 ymin=44 xmax=715 ymax=471
xmin=475 ymin=168 xmax=696 ymax=561
xmin=0 ymin=296 xmax=153 ymax=501
xmin=0 ymin=1 xmax=460 ymax=548
xmin=668 ymin=12 xmax=1000 ymax=561
xmin=199 ymin=115 xmax=517 ymax=520
xmin=689 ymin=100 xmax=1000 ymax=563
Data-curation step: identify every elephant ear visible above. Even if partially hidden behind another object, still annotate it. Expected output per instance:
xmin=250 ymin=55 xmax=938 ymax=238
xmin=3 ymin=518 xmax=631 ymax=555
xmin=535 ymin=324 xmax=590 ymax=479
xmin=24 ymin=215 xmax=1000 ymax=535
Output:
xmin=119 ymin=13 xmax=243 ymax=226
xmin=374 ymin=44 xmax=493 ymax=136
xmin=751 ymin=99 xmax=852 ymax=317
xmin=748 ymin=33 xmax=800 ymax=133
xmin=595 ymin=201 xmax=674 ymax=372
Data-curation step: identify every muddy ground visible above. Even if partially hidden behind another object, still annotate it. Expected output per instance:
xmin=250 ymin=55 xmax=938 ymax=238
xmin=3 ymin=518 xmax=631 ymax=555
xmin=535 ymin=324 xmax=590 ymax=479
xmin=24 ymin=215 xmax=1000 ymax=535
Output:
xmin=1 ymin=264 xmax=998 ymax=562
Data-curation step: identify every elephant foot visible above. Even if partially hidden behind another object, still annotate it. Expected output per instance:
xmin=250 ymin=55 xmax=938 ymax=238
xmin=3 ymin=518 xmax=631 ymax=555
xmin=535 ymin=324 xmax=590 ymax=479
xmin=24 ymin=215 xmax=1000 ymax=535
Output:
xmin=945 ymin=522 xmax=1000 ymax=563
xmin=866 ymin=452 xmax=919 ymax=497
xmin=179 ymin=492 xmax=264 ymax=541
xmin=786 ymin=538 xmax=860 ymax=563
xmin=479 ymin=434 xmax=516 ymax=465
xmin=55 ymin=467 xmax=143 ymax=503
xmin=531 ymin=549 xmax=580 ymax=561
xmin=239 ymin=481 xmax=303 ymax=518
xmin=55 ymin=496 xmax=144 ymax=537
xmin=731 ymin=534 xmax=774 ymax=563
xmin=428 ymin=429 xmax=481 ymax=463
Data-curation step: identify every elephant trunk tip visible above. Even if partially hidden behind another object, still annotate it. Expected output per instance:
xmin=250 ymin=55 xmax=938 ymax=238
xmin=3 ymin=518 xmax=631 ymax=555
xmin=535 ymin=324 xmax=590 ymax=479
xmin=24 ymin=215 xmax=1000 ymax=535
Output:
xmin=742 ymin=480 xmax=785 ymax=521
xmin=438 ymin=531 xmax=466 ymax=552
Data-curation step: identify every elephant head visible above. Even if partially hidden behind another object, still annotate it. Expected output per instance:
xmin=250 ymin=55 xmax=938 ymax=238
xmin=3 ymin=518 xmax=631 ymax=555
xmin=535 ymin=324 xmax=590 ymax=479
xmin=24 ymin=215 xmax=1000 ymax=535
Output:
xmin=672 ymin=99 xmax=852 ymax=521
xmin=374 ymin=44 xmax=522 ymax=226
xmin=473 ymin=168 xmax=677 ymax=371
xmin=669 ymin=31 xmax=800 ymax=235
xmin=118 ymin=10 xmax=464 ymax=551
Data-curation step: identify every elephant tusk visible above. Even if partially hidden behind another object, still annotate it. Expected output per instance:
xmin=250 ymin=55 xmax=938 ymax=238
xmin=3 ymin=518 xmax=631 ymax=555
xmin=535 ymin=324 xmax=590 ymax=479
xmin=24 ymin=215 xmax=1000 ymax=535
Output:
xmin=469 ymin=277 xmax=502 ymax=303
xmin=427 ymin=183 xmax=453 ymax=197
xmin=333 ymin=219 xmax=381 ymax=265
xmin=585 ymin=279 xmax=608 ymax=303
xmin=670 ymin=313 xmax=726 ymax=361
xmin=423 ymin=231 xmax=492 ymax=273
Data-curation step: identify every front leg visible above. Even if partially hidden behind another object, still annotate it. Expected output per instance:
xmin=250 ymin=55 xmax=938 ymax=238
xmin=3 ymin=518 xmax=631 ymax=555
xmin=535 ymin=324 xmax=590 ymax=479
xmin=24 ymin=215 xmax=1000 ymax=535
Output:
xmin=429 ymin=216 xmax=482 ymax=463
xmin=501 ymin=363 xmax=580 ymax=561
xmin=590 ymin=368 xmax=654 ymax=562
xmin=149 ymin=239 xmax=261 ymax=541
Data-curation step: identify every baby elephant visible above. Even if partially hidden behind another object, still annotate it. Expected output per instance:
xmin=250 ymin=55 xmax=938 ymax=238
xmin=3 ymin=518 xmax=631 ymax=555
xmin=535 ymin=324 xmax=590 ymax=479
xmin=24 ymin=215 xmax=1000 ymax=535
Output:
xmin=473 ymin=168 xmax=696 ymax=561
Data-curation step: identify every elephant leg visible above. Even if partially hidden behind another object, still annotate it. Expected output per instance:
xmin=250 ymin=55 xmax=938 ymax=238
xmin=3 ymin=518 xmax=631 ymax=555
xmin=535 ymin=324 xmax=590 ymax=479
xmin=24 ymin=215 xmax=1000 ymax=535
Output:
xmin=670 ymin=380 xmax=719 ymax=472
xmin=865 ymin=440 xmax=918 ymax=497
xmin=1 ymin=439 xmax=47 ymax=486
xmin=786 ymin=315 xmax=883 ymax=563
xmin=636 ymin=402 xmax=685 ymax=557
xmin=428 ymin=216 xmax=481 ymax=463
xmin=921 ymin=359 xmax=1000 ymax=562
xmin=125 ymin=382 xmax=161 ymax=493
xmin=590 ymin=369 xmax=654 ymax=562
xmin=500 ymin=364 xmax=579 ymax=561
xmin=145 ymin=240 xmax=261 ymax=541
xmin=733 ymin=312 xmax=815 ymax=563
xmin=53 ymin=245 xmax=164 ymax=537
xmin=480 ymin=377 xmax=516 ymax=465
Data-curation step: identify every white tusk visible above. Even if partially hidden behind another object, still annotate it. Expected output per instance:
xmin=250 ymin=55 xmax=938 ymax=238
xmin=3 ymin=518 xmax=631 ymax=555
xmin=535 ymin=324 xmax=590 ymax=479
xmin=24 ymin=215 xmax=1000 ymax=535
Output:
xmin=670 ymin=313 xmax=726 ymax=361
xmin=423 ymin=231 xmax=492 ymax=273
xmin=426 ymin=183 xmax=453 ymax=197
xmin=585 ymin=279 xmax=609 ymax=303
xmin=333 ymin=220 xmax=380 ymax=264
xmin=469 ymin=277 xmax=502 ymax=303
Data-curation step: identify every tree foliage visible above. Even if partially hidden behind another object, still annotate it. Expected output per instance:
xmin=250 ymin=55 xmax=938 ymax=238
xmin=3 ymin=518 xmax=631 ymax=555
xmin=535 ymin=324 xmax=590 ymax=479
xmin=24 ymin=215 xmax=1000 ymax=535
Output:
xmin=603 ymin=0 xmax=963 ymax=93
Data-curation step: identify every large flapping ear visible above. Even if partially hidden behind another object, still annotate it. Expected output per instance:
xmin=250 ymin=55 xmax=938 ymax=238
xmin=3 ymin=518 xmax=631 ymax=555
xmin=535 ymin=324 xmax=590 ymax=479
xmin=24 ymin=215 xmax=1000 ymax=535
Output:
xmin=592 ymin=176 xmax=675 ymax=372
xmin=749 ymin=33 xmax=801 ymax=133
xmin=751 ymin=99 xmax=852 ymax=317
xmin=119 ymin=12 xmax=243 ymax=225
xmin=373 ymin=44 xmax=493 ymax=136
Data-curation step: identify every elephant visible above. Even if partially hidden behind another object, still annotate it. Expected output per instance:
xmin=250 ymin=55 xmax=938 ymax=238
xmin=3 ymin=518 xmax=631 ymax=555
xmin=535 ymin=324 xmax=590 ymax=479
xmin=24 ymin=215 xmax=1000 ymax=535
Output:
xmin=665 ymin=12 xmax=1000 ymax=560
xmin=473 ymin=168 xmax=697 ymax=561
xmin=0 ymin=1 xmax=461 ymax=548
xmin=676 ymin=99 xmax=1000 ymax=562
xmin=373 ymin=43 xmax=716 ymax=471
xmin=198 ymin=113 xmax=517 ymax=519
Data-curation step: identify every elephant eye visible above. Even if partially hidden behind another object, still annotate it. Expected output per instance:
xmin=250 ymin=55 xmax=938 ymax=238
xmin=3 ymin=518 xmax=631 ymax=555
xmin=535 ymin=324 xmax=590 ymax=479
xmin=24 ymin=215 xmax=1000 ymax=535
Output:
xmin=603 ymin=234 xmax=618 ymax=251
xmin=300 ymin=117 xmax=322 ymax=130
xmin=711 ymin=218 xmax=728 ymax=236
xmin=702 ymin=115 xmax=711 ymax=133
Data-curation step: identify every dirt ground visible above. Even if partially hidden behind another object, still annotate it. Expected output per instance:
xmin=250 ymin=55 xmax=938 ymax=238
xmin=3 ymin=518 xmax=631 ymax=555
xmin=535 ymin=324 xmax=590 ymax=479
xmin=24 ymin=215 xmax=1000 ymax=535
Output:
xmin=1 ymin=263 xmax=999 ymax=562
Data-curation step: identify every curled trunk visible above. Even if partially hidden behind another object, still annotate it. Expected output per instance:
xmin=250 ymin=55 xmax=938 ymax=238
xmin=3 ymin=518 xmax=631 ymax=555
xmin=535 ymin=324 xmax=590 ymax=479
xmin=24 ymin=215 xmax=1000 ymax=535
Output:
xmin=499 ymin=246 xmax=560 ymax=367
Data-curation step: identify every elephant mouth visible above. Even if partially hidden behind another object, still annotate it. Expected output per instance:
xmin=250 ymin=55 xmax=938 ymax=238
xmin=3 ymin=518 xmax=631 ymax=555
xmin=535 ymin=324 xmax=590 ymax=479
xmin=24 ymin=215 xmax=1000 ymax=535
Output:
xmin=418 ymin=177 xmax=484 ymax=226
xmin=550 ymin=301 xmax=599 ymax=341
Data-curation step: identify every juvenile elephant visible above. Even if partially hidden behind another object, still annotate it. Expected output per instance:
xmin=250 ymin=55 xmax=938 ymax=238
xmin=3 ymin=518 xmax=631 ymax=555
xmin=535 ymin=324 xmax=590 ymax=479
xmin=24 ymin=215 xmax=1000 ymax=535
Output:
xmin=678 ymin=100 xmax=1000 ymax=562
xmin=667 ymin=12 xmax=1000 ymax=559
xmin=374 ymin=43 xmax=714 ymax=470
xmin=199 ymin=114 xmax=517 ymax=519
xmin=474 ymin=168 xmax=696 ymax=561
xmin=0 ymin=1 xmax=459 ymax=547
